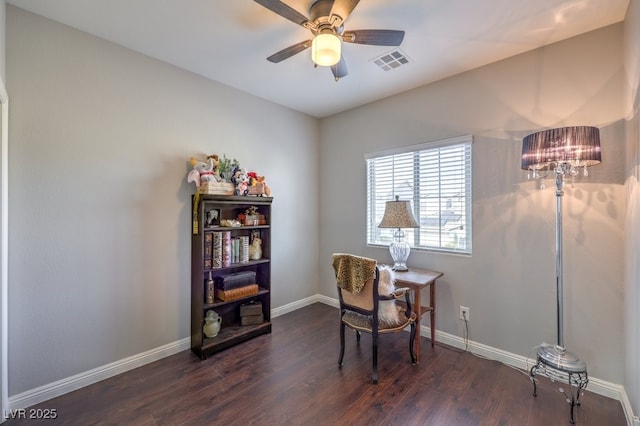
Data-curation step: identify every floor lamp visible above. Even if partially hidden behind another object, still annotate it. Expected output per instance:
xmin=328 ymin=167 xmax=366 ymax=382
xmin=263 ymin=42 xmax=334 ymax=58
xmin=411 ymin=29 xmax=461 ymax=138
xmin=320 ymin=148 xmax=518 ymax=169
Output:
xmin=521 ymin=126 xmax=601 ymax=424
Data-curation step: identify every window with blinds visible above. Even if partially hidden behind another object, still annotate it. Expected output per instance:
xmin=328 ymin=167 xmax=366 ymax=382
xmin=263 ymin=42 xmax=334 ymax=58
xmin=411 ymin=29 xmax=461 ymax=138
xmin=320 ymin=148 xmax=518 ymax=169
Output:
xmin=366 ymin=135 xmax=472 ymax=254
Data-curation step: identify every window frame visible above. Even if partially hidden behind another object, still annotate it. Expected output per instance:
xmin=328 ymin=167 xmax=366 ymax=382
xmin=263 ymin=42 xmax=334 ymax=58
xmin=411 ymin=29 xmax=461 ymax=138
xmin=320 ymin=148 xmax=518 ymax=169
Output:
xmin=365 ymin=135 xmax=473 ymax=255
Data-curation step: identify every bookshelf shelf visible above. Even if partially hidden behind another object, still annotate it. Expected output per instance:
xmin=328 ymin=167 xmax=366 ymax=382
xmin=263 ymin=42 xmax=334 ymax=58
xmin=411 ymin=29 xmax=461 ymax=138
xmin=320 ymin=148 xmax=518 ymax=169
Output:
xmin=191 ymin=195 xmax=273 ymax=360
xmin=202 ymin=258 xmax=270 ymax=273
xmin=203 ymin=224 xmax=270 ymax=231
xmin=201 ymin=322 xmax=272 ymax=353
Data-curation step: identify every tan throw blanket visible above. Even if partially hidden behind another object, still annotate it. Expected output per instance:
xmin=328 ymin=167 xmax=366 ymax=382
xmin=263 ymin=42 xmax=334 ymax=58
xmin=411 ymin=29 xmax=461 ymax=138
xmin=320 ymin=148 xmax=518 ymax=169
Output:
xmin=332 ymin=253 xmax=377 ymax=294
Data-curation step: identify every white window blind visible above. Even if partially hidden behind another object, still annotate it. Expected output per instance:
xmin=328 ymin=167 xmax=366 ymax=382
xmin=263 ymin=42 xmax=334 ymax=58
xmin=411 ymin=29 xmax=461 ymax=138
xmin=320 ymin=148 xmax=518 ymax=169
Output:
xmin=366 ymin=135 xmax=472 ymax=254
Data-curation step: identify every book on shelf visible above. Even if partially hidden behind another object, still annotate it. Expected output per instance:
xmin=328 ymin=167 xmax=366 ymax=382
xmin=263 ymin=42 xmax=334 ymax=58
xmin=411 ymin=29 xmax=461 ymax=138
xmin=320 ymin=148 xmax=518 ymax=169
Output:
xmin=210 ymin=232 xmax=251 ymax=269
xmin=221 ymin=231 xmax=231 ymax=268
xmin=231 ymin=236 xmax=250 ymax=264
xmin=240 ymin=236 xmax=249 ymax=263
xmin=204 ymin=232 xmax=213 ymax=269
xmin=233 ymin=238 xmax=240 ymax=264
xmin=212 ymin=231 xmax=222 ymax=269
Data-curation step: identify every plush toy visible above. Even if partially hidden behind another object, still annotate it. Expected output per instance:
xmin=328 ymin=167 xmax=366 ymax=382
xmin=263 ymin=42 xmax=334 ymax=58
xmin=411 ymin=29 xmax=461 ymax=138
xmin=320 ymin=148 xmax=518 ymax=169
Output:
xmin=206 ymin=154 xmax=222 ymax=181
xmin=231 ymin=168 xmax=250 ymax=196
xmin=255 ymin=175 xmax=271 ymax=196
xmin=187 ymin=156 xmax=220 ymax=188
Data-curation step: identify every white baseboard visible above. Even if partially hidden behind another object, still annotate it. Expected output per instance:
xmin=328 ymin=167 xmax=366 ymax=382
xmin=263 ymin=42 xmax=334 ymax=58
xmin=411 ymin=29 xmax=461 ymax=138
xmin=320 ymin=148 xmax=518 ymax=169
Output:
xmin=7 ymin=295 xmax=637 ymax=426
xmin=271 ymin=294 xmax=331 ymax=318
xmin=9 ymin=337 xmax=190 ymax=411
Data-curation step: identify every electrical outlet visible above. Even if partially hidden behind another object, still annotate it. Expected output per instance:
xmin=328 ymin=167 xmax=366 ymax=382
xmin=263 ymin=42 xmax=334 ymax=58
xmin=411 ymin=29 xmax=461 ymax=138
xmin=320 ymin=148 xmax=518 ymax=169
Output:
xmin=459 ymin=306 xmax=470 ymax=321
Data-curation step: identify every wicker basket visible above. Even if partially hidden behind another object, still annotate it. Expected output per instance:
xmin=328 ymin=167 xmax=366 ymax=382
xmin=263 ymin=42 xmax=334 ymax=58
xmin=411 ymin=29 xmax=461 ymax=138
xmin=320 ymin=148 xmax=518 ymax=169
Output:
xmin=200 ymin=181 xmax=234 ymax=195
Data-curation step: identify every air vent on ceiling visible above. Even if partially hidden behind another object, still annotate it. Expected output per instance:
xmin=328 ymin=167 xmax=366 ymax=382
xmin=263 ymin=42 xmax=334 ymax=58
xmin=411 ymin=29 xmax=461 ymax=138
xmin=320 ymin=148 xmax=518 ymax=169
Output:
xmin=371 ymin=49 xmax=410 ymax=71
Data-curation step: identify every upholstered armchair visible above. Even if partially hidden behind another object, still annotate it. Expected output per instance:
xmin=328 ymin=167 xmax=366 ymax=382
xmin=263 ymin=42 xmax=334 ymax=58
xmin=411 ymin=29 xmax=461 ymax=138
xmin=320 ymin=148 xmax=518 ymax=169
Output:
xmin=332 ymin=253 xmax=417 ymax=384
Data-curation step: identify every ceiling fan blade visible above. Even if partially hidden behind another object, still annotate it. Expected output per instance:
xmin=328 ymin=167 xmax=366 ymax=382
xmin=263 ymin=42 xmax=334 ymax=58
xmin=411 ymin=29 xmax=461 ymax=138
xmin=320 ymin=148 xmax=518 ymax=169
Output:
xmin=331 ymin=57 xmax=348 ymax=81
xmin=329 ymin=0 xmax=360 ymax=27
xmin=342 ymin=30 xmax=405 ymax=46
xmin=253 ymin=0 xmax=309 ymax=27
xmin=267 ymin=40 xmax=312 ymax=63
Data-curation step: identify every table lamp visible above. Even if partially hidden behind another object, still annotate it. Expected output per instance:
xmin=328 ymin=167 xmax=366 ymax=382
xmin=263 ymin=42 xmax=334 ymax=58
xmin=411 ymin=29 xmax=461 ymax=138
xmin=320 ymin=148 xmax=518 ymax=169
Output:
xmin=378 ymin=196 xmax=419 ymax=271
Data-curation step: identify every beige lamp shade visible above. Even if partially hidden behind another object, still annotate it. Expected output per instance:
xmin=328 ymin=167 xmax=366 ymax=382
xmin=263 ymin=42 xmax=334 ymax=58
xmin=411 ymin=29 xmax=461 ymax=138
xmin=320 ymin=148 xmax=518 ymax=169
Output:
xmin=378 ymin=196 xmax=419 ymax=229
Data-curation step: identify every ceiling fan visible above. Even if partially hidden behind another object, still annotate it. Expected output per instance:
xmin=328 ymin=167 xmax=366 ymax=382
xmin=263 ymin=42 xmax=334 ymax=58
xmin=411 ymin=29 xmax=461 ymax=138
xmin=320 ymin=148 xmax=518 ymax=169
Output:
xmin=253 ymin=0 xmax=405 ymax=81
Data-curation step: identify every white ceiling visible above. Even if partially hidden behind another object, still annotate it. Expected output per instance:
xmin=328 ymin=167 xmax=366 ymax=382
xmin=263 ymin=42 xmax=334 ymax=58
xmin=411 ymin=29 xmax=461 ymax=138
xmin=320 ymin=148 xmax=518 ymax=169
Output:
xmin=7 ymin=0 xmax=630 ymax=118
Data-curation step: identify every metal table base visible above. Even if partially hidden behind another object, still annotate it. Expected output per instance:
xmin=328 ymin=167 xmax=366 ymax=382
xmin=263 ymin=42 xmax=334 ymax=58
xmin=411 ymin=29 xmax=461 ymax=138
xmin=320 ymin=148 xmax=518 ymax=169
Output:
xmin=530 ymin=356 xmax=588 ymax=424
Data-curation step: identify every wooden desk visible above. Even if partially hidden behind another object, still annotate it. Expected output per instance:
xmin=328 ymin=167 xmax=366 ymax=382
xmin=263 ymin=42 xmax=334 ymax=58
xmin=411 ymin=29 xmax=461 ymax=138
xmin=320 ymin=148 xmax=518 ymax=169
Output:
xmin=393 ymin=268 xmax=443 ymax=362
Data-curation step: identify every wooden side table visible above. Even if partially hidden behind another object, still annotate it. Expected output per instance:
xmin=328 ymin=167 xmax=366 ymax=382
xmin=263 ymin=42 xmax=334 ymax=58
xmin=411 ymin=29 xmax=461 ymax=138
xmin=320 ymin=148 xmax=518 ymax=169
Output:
xmin=393 ymin=268 xmax=443 ymax=362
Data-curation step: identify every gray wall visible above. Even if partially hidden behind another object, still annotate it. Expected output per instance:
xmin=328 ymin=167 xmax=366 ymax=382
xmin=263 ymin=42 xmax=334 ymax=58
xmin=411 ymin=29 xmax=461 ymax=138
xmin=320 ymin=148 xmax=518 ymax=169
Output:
xmin=623 ymin=0 xmax=640 ymax=416
xmin=6 ymin=6 xmax=319 ymax=395
xmin=319 ymin=24 xmax=626 ymax=383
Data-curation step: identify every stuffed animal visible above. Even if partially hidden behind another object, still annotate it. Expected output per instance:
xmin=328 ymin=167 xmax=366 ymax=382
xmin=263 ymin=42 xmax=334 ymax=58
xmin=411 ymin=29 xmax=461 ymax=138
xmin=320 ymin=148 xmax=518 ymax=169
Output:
xmin=255 ymin=175 xmax=271 ymax=196
xmin=231 ymin=168 xmax=250 ymax=196
xmin=187 ymin=156 xmax=220 ymax=187
xmin=377 ymin=266 xmax=400 ymax=325
xmin=206 ymin=155 xmax=222 ymax=181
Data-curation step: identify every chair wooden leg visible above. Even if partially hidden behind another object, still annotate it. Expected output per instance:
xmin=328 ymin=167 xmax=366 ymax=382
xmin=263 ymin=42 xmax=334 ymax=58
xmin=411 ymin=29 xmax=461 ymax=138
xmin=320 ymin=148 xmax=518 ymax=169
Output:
xmin=372 ymin=334 xmax=378 ymax=384
xmin=409 ymin=322 xmax=417 ymax=365
xmin=338 ymin=322 xmax=345 ymax=368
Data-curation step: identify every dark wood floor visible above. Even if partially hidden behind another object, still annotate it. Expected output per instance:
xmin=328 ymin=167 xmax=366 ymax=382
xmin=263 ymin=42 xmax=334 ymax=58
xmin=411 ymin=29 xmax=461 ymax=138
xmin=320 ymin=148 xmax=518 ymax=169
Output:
xmin=5 ymin=303 xmax=626 ymax=425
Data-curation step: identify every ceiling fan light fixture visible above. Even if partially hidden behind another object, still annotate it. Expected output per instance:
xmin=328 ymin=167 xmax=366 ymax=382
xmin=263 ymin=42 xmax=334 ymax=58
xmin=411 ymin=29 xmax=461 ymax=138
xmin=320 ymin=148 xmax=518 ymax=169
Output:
xmin=311 ymin=32 xmax=341 ymax=66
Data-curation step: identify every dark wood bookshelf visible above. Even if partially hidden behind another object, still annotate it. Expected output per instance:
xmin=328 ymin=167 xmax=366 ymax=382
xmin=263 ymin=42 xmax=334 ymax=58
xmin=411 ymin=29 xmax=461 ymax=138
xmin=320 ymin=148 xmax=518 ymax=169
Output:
xmin=191 ymin=194 xmax=272 ymax=360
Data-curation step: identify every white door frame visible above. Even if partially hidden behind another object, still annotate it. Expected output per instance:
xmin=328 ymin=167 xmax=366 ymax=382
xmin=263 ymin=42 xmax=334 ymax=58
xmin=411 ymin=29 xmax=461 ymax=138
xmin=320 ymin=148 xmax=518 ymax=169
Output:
xmin=0 ymin=77 xmax=9 ymax=421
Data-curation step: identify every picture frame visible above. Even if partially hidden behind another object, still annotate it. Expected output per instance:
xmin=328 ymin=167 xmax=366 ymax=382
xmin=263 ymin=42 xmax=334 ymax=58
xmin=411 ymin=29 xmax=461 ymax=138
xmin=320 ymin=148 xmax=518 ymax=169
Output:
xmin=205 ymin=209 xmax=220 ymax=227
